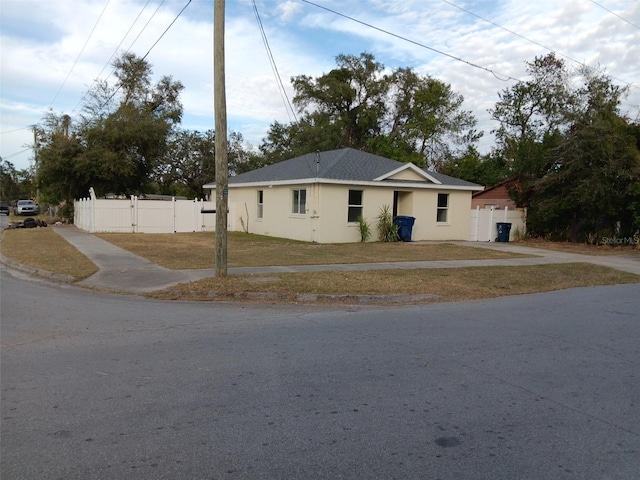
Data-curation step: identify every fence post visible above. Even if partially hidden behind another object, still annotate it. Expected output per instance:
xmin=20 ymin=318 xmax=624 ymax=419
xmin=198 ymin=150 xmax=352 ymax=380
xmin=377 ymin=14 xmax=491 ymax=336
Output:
xmin=488 ymin=206 xmax=494 ymax=242
xmin=173 ymin=197 xmax=176 ymax=233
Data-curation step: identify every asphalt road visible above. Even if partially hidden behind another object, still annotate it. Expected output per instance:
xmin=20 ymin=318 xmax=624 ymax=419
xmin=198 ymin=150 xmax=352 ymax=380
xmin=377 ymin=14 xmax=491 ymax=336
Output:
xmin=1 ymin=266 xmax=639 ymax=479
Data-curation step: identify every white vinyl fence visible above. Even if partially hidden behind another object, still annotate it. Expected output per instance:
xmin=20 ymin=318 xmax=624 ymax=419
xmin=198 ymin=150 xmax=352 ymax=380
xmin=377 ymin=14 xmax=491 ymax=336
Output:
xmin=470 ymin=206 xmax=527 ymax=242
xmin=74 ymin=188 xmax=235 ymax=233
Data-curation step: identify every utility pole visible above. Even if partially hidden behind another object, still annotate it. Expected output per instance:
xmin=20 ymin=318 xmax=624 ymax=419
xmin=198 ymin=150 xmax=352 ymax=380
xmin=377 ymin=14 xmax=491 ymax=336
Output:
xmin=32 ymin=125 xmax=39 ymax=201
xmin=214 ymin=0 xmax=228 ymax=276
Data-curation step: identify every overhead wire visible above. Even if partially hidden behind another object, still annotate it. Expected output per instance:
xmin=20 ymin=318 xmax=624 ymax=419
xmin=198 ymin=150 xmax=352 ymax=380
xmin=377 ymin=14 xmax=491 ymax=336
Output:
xmin=2 ymin=0 xmax=189 ymax=165
xmin=71 ymin=0 xmax=155 ymax=114
xmin=251 ymin=0 xmax=298 ymax=123
xmin=95 ymin=0 xmax=155 ymax=83
xmin=97 ymin=0 xmax=192 ymax=113
xmin=49 ymin=0 xmax=112 ymax=106
xmin=299 ymin=0 xmax=521 ymax=82
xmin=441 ymin=0 xmax=637 ymax=90
xmin=141 ymin=0 xmax=191 ymax=62
xmin=590 ymin=0 xmax=640 ymax=30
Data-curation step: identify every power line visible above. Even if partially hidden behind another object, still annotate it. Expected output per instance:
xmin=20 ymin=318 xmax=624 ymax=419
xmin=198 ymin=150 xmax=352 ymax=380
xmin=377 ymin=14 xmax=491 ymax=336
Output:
xmin=441 ymin=0 xmax=637 ymax=90
xmin=0 ymin=126 xmax=31 ymax=136
xmin=71 ymin=0 xmax=159 ymax=115
xmin=251 ymin=0 xmax=297 ymax=123
xmin=49 ymin=0 xmax=112 ymax=106
xmin=97 ymin=0 xmax=192 ymax=111
xmin=590 ymin=0 xmax=640 ymax=30
xmin=127 ymin=0 xmax=166 ymax=57
xmin=96 ymin=0 xmax=155 ymax=82
xmin=141 ymin=0 xmax=191 ymax=62
xmin=299 ymin=0 xmax=520 ymax=82
xmin=1 ymin=148 xmax=32 ymax=160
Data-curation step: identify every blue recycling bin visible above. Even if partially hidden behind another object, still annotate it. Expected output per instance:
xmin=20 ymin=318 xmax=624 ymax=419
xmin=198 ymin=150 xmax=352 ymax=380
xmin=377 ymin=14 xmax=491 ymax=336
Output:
xmin=394 ymin=216 xmax=416 ymax=242
xmin=496 ymin=222 xmax=512 ymax=242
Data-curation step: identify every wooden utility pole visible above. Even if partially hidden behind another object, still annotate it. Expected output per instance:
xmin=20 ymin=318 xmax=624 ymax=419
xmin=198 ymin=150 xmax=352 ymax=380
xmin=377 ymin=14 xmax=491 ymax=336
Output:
xmin=214 ymin=0 xmax=228 ymax=276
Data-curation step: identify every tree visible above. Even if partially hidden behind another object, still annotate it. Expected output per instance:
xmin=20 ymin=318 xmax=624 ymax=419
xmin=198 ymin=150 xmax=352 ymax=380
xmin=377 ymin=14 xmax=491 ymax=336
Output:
xmin=533 ymin=68 xmax=640 ymax=239
xmin=153 ymin=129 xmax=215 ymax=198
xmin=438 ymin=148 xmax=509 ymax=187
xmin=292 ymin=52 xmax=389 ymax=150
xmin=0 ymin=159 xmax=28 ymax=201
xmin=36 ymin=53 xmax=184 ymax=205
xmin=380 ymin=68 xmax=482 ymax=168
xmin=258 ymin=52 xmax=480 ymax=168
xmin=491 ymin=54 xmax=640 ymax=240
xmin=489 ymin=53 xmax=570 ymax=207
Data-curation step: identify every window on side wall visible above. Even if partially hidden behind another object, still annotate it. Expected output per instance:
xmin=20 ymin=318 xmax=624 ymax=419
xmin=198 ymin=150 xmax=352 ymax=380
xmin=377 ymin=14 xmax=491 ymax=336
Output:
xmin=347 ymin=189 xmax=363 ymax=223
xmin=437 ymin=193 xmax=449 ymax=223
xmin=292 ymin=189 xmax=306 ymax=215
xmin=257 ymin=190 xmax=263 ymax=219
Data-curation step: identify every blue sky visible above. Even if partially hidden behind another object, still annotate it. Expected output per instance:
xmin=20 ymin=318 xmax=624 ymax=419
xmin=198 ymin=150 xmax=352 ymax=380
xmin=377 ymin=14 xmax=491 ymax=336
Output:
xmin=1 ymin=0 xmax=639 ymax=172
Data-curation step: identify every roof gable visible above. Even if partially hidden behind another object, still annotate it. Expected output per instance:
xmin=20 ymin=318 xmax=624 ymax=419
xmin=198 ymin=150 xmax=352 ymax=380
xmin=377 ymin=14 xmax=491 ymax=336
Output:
xmin=374 ymin=163 xmax=442 ymax=184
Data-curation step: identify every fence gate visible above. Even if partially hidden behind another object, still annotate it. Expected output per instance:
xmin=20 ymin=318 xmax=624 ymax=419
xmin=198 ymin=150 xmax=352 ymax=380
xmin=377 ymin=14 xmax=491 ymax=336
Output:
xmin=470 ymin=206 xmax=527 ymax=242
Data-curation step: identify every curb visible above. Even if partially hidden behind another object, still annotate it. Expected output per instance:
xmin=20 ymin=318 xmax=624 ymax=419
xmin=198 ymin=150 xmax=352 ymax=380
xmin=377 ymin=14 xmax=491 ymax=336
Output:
xmin=0 ymin=254 xmax=76 ymax=284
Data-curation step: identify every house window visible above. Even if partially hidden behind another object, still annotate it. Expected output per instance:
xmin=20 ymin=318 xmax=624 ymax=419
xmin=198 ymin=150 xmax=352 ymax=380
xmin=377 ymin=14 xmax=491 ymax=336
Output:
xmin=347 ymin=190 xmax=363 ymax=223
xmin=437 ymin=193 xmax=449 ymax=223
xmin=292 ymin=189 xmax=306 ymax=215
xmin=257 ymin=190 xmax=263 ymax=219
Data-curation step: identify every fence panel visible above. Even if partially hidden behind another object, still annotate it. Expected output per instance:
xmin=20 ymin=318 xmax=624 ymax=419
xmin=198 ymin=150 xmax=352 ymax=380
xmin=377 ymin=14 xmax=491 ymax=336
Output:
xmin=470 ymin=207 xmax=527 ymax=242
xmin=74 ymin=196 xmax=223 ymax=233
xmin=95 ymin=199 xmax=133 ymax=232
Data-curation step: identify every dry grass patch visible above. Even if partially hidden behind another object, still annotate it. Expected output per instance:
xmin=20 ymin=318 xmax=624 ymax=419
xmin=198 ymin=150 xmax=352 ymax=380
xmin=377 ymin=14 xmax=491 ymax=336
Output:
xmin=1 ymin=228 xmax=98 ymax=280
xmin=523 ymin=239 xmax=639 ymax=256
xmin=149 ymin=263 xmax=639 ymax=304
xmin=96 ymin=231 xmax=530 ymax=270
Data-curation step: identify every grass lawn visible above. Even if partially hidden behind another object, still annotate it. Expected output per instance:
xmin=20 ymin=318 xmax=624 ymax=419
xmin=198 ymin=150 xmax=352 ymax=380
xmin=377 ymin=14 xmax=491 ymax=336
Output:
xmin=150 ymin=263 xmax=640 ymax=304
xmin=1 ymin=228 xmax=637 ymax=304
xmin=96 ymin=231 xmax=530 ymax=269
xmin=522 ymin=239 xmax=639 ymax=256
xmin=1 ymin=228 xmax=98 ymax=280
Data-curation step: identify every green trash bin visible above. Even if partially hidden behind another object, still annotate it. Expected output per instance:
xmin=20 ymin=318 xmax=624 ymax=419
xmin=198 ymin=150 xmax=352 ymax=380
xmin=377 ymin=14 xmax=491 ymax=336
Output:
xmin=496 ymin=222 xmax=512 ymax=242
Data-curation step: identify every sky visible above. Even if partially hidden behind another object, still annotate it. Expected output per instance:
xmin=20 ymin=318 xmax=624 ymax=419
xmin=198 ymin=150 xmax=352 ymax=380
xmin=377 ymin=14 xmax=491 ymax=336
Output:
xmin=1 ymin=0 xmax=639 ymax=172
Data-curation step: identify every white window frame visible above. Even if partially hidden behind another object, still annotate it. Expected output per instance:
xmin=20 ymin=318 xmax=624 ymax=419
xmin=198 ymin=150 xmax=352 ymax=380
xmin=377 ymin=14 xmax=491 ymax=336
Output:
xmin=292 ymin=189 xmax=306 ymax=215
xmin=347 ymin=189 xmax=364 ymax=223
xmin=437 ymin=193 xmax=449 ymax=223
xmin=257 ymin=190 xmax=263 ymax=219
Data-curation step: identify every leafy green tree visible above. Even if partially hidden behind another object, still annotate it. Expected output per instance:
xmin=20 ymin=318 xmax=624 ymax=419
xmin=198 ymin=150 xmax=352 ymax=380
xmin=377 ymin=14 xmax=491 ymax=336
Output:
xmin=153 ymin=129 xmax=215 ymax=198
xmin=381 ymin=68 xmax=482 ymax=168
xmin=533 ymin=69 xmax=640 ymax=239
xmin=36 ymin=53 xmax=184 ymax=204
xmin=491 ymin=54 xmax=640 ymax=240
xmin=0 ymin=159 xmax=28 ymax=201
xmin=259 ymin=52 xmax=480 ymax=168
xmin=438 ymin=148 xmax=509 ymax=187
xmin=489 ymin=53 xmax=570 ymax=206
xmin=292 ymin=52 xmax=389 ymax=149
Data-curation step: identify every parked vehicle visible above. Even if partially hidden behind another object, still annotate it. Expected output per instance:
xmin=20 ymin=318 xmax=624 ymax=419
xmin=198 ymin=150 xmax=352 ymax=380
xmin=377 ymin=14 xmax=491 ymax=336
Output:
xmin=0 ymin=202 xmax=9 ymax=215
xmin=15 ymin=199 xmax=39 ymax=216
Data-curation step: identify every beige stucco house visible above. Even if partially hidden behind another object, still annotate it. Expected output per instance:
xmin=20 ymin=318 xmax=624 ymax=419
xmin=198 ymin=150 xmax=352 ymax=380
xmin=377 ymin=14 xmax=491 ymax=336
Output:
xmin=203 ymin=148 xmax=483 ymax=243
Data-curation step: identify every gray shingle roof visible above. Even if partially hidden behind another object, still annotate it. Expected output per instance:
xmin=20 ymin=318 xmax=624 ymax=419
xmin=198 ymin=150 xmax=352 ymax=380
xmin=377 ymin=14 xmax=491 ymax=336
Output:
xmin=222 ymin=148 xmax=480 ymax=188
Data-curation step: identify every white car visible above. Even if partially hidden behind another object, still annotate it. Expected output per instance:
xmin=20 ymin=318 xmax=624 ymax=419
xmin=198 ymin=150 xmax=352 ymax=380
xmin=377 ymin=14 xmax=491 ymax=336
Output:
xmin=15 ymin=199 xmax=39 ymax=216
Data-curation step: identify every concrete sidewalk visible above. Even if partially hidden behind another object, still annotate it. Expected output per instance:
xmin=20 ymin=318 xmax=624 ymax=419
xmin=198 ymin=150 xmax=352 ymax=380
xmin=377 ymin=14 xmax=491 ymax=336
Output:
xmin=45 ymin=226 xmax=640 ymax=295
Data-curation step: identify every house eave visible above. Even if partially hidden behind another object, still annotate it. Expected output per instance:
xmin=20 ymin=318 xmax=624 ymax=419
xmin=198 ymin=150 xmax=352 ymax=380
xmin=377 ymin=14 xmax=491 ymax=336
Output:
xmin=206 ymin=178 xmax=483 ymax=191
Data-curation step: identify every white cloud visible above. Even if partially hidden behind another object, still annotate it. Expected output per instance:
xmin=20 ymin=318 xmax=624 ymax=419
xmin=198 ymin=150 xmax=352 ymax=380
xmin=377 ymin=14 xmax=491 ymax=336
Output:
xmin=1 ymin=0 xmax=639 ymax=171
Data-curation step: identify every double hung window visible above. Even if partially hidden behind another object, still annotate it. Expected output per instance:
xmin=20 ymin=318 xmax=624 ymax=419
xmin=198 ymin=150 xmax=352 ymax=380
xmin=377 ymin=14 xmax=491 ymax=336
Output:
xmin=292 ymin=189 xmax=306 ymax=214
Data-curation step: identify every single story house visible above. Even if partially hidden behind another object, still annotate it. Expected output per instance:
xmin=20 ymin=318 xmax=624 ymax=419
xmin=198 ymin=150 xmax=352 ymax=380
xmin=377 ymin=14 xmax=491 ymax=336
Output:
xmin=203 ymin=148 xmax=483 ymax=243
